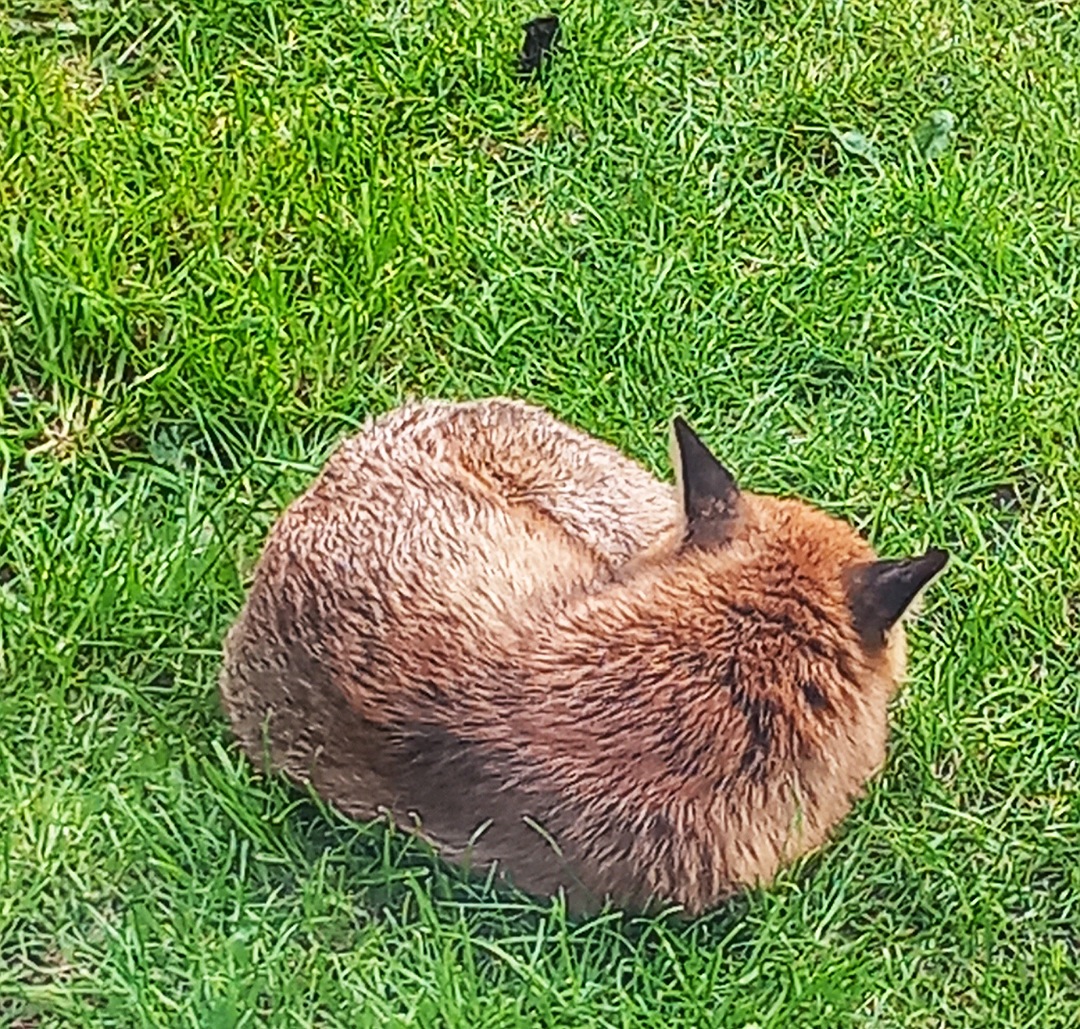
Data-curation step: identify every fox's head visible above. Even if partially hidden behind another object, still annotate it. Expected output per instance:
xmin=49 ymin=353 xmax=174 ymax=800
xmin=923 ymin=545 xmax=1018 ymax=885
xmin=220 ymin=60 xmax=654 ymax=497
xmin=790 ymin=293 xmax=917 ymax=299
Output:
xmin=655 ymin=416 xmax=948 ymax=698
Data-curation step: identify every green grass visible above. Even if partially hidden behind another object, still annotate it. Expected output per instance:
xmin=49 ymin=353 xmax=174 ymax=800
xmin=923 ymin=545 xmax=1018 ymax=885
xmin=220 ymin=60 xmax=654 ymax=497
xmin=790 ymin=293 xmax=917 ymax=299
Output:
xmin=2 ymin=0 xmax=1079 ymax=1024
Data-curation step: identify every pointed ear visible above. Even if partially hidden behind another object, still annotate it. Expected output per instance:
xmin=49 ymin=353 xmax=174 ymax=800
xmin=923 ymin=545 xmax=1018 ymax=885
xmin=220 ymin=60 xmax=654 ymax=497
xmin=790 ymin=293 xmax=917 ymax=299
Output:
xmin=671 ymin=416 xmax=741 ymax=545
xmin=846 ymin=548 xmax=949 ymax=646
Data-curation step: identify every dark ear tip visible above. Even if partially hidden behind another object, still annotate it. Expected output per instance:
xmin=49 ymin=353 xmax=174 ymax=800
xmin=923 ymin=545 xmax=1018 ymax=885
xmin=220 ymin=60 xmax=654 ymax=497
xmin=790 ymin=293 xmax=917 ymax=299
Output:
xmin=848 ymin=546 xmax=950 ymax=644
xmin=921 ymin=548 xmax=950 ymax=575
xmin=671 ymin=415 xmax=703 ymax=456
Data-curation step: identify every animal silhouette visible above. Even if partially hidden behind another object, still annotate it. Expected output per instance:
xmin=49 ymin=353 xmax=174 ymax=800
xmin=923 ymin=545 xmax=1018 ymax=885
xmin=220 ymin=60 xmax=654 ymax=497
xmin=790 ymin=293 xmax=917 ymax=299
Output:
xmin=220 ymin=397 xmax=947 ymax=915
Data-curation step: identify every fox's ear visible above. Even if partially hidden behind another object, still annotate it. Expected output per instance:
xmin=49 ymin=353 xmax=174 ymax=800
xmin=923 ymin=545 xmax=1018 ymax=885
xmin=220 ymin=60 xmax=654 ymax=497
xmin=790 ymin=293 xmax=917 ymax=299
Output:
xmin=846 ymin=548 xmax=949 ymax=646
xmin=671 ymin=417 xmax=741 ymax=546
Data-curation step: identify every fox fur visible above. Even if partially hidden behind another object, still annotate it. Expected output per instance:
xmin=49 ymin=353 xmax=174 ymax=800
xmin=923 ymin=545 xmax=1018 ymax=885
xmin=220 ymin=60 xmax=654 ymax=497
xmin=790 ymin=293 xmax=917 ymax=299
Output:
xmin=219 ymin=397 xmax=947 ymax=916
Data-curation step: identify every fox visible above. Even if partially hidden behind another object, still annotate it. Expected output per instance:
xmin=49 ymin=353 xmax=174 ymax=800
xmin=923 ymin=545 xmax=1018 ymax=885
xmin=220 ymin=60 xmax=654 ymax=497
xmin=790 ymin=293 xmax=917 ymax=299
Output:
xmin=219 ymin=397 xmax=947 ymax=916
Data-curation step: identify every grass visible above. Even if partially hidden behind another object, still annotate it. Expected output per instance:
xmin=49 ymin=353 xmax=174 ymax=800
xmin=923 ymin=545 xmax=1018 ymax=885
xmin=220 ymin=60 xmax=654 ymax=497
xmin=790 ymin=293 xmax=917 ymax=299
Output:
xmin=1 ymin=0 xmax=1079 ymax=1024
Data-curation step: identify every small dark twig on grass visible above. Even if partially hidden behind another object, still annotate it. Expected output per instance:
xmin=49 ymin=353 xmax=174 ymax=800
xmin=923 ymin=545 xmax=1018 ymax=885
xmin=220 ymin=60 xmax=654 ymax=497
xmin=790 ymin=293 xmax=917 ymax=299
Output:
xmin=518 ymin=15 xmax=561 ymax=79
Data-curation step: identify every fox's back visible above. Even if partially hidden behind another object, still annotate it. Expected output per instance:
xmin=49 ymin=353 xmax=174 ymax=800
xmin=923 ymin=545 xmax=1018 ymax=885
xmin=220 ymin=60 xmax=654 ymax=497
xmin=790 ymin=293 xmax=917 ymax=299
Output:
xmin=220 ymin=398 xmax=677 ymax=807
xmin=244 ymin=398 xmax=674 ymax=654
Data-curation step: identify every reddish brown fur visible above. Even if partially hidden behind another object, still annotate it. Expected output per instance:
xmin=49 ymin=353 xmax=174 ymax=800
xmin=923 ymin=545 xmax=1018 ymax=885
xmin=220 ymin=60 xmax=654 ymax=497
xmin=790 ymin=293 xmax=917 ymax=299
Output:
xmin=220 ymin=397 xmax=945 ymax=915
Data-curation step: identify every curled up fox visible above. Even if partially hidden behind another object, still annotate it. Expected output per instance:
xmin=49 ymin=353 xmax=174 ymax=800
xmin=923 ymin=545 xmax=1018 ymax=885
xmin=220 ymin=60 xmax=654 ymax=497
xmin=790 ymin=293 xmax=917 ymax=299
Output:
xmin=220 ymin=397 xmax=947 ymax=916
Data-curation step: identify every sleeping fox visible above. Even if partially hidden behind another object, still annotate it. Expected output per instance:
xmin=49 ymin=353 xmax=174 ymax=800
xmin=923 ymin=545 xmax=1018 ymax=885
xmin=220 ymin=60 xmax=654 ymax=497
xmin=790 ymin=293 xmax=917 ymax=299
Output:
xmin=220 ymin=397 xmax=947 ymax=915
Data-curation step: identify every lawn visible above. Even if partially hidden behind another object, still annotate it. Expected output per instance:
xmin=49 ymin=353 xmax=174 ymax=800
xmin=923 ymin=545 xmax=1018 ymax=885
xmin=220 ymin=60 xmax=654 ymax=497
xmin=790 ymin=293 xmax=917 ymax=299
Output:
xmin=2 ymin=0 xmax=1079 ymax=1024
